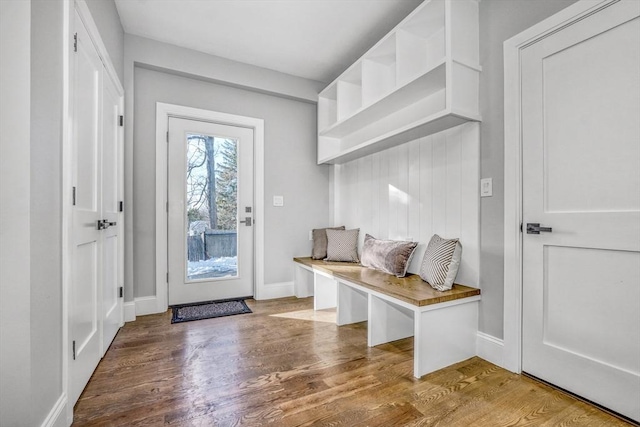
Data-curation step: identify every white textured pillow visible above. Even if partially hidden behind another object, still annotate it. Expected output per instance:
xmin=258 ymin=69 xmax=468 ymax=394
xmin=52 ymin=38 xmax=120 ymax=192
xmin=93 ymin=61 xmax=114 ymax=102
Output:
xmin=419 ymin=234 xmax=462 ymax=291
xmin=325 ymin=228 xmax=360 ymax=262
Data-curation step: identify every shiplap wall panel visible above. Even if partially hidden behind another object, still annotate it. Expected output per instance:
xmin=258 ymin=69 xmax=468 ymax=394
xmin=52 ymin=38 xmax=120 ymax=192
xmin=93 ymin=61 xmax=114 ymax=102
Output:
xmin=408 ymin=139 xmax=421 ymax=243
xmin=397 ymin=143 xmax=409 ymax=241
xmin=387 ymin=146 xmax=399 ymax=240
xmin=457 ymin=123 xmax=480 ymax=286
xmin=432 ymin=132 xmax=448 ymax=235
xmin=446 ymin=129 xmax=462 ymax=238
xmin=333 ymin=122 xmax=479 ymax=286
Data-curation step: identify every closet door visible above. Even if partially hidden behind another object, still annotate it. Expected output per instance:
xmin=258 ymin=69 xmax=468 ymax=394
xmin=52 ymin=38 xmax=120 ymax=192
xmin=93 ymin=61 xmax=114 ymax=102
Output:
xmin=70 ymin=10 xmax=103 ymax=406
xmin=521 ymin=1 xmax=640 ymax=421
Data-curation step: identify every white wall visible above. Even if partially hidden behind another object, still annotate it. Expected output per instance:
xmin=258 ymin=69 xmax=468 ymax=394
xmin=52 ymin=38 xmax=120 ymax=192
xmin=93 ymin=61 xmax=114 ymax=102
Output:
xmin=0 ymin=2 xmax=32 ymax=425
xmin=477 ymin=0 xmax=578 ymax=339
xmin=31 ymin=0 xmax=65 ymax=423
xmin=334 ymin=122 xmax=480 ymax=288
xmin=130 ymin=64 xmax=329 ymax=300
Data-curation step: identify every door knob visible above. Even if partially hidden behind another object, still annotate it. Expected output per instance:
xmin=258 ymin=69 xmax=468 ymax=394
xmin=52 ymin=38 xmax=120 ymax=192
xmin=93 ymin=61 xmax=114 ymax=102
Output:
xmin=96 ymin=219 xmax=117 ymax=230
xmin=240 ymin=217 xmax=252 ymax=226
xmin=526 ymin=223 xmax=552 ymax=234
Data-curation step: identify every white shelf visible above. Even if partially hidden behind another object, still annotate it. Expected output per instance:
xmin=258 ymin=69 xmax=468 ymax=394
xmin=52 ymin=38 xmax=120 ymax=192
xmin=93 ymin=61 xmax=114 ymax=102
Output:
xmin=318 ymin=109 xmax=480 ymax=165
xmin=317 ymin=0 xmax=481 ymax=165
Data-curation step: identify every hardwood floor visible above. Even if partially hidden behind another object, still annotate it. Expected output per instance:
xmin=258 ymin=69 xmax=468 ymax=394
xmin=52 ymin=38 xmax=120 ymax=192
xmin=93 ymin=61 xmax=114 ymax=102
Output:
xmin=73 ymin=297 xmax=631 ymax=426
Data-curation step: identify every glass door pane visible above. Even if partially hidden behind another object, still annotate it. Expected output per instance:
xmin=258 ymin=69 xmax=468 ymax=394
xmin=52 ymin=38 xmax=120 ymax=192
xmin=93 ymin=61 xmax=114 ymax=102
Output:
xmin=185 ymin=133 xmax=238 ymax=281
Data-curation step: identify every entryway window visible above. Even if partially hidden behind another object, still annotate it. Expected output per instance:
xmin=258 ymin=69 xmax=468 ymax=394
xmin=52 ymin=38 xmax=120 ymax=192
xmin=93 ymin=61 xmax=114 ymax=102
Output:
xmin=185 ymin=134 xmax=238 ymax=281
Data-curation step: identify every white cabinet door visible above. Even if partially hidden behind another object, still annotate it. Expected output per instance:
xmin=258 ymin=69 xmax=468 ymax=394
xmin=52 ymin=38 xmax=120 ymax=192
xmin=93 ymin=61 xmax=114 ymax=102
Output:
xmin=70 ymin=10 xmax=103 ymax=407
xmin=168 ymin=118 xmax=254 ymax=305
xmin=521 ymin=1 xmax=640 ymax=422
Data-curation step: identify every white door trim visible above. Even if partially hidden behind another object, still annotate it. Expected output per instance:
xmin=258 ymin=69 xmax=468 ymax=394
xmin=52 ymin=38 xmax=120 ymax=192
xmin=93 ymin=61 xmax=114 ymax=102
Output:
xmin=155 ymin=103 xmax=265 ymax=313
xmin=503 ymin=0 xmax=617 ymax=374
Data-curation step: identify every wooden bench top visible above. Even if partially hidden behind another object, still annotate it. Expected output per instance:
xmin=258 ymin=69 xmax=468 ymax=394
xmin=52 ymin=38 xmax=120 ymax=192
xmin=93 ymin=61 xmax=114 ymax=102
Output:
xmin=294 ymin=257 xmax=480 ymax=307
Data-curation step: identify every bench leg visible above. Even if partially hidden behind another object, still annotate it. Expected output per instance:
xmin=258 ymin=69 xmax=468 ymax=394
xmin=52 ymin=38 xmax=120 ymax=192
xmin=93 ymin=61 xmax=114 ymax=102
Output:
xmin=337 ymin=282 xmax=368 ymax=326
xmin=368 ymin=295 xmax=414 ymax=347
xmin=413 ymin=300 xmax=479 ymax=378
xmin=294 ymin=265 xmax=313 ymax=298
xmin=314 ymin=273 xmax=337 ymax=310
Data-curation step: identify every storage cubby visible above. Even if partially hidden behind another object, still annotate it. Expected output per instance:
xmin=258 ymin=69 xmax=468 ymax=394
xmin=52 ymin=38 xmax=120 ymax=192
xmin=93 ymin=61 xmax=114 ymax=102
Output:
xmin=318 ymin=83 xmax=337 ymax=131
xmin=317 ymin=0 xmax=481 ymax=165
xmin=397 ymin=0 xmax=445 ymax=85
xmin=362 ymin=35 xmax=397 ymax=106
xmin=336 ymin=63 xmax=362 ymax=121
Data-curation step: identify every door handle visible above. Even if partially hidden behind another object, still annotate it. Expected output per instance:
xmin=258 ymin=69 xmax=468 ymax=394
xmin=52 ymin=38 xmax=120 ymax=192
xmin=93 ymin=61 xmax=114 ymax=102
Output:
xmin=526 ymin=223 xmax=552 ymax=234
xmin=240 ymin=217 xmax=252 ymax=226
xmin=97 ymin=219 xmax=117 ymax=230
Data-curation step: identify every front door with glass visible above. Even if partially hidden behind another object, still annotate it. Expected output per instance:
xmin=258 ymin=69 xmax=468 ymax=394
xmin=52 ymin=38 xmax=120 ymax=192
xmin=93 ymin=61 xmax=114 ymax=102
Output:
xmin=168 ymin=117 xmax=254 ymax=305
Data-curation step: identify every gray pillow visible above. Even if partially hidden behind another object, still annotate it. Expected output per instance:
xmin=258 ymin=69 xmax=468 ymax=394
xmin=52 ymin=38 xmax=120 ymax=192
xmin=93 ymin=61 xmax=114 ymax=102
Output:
xmin=419 ymin=234 xmax=462 ymax=291
xmin=311 ymin=226 xmax=345 ymax=260
xmin=361 ymin=234 xmax=418 ymax=277
xmin=325 ymin=228 xmax=359 ymax=262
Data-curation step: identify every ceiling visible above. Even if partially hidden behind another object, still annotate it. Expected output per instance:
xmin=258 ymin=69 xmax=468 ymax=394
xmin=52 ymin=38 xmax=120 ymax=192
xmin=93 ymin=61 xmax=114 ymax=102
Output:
xmin=114 ymin=0 xmax=423 ymax=84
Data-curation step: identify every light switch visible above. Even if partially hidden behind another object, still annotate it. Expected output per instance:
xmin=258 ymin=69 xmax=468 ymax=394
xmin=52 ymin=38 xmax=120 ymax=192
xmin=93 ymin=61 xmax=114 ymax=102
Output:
xmin=273 ymin=195 xmax=284 ymax=207
xmin=480 ymin=178 xmax=493 ymax=197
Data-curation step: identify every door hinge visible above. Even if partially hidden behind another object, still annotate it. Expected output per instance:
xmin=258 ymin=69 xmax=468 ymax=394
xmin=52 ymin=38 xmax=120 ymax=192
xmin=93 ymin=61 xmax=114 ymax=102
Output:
xmin=119 ymin=286 xmax=123 ymax=298
xmin=166 ymin=272 xmax=169 ymax=283
xmin=119 ymin=201 xmax=124 ymax=212
xmin=166 ymin=131 xmax=169 ymax=143
xmin=520 ymin=223 xmax=523 ymax=233
xmin=72 ymin=340 xmax=76 ymax=360
xmin=73 ymin=33 xmax=77 ymax=52
xmin=166 ymin=201 xmax=169 ymax=212
xmin=119 ymin=115 xmax=124 ymax=127
xmin=72 ymin=186 xmax=76 ymax=206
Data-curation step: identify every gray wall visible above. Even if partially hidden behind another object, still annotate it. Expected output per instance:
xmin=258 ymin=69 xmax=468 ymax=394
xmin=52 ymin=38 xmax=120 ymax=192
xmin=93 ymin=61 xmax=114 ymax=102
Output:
xmin=84 ymin=0 xmax=124 ymax=84
xmin=30 ymin=0 xmax=64 ymax=423
xmin=133 ymin=66 xmax=329 ymax=298
xmin=478 ymin=0 xmax=578 ymax=339
xmin=1 ymin=2 xmax=32 ymax=425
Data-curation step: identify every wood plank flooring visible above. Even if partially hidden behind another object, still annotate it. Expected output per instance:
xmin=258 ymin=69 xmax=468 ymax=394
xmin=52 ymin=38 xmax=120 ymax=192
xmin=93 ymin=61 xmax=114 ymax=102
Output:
xmin=72 ymin=297 xmax=632 ymax=426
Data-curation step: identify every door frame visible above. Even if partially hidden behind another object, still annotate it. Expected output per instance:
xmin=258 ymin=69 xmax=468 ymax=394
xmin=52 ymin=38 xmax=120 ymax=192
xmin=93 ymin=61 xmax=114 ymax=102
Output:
xmin=503 ymin=0 xmax=617 ymax=374
xmin=155 ymin=103 xmax=265 ymax=312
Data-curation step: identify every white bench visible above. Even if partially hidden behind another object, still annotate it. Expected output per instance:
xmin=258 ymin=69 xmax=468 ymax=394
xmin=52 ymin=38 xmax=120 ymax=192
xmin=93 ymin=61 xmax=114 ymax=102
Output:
xmin=293 ymin=257 xmax=481 ymax=378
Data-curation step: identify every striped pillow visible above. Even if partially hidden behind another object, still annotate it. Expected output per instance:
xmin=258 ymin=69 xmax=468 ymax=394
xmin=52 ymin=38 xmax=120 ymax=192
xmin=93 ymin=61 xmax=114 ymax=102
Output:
xmin=419 ymin=234 xmax=462 ymax=291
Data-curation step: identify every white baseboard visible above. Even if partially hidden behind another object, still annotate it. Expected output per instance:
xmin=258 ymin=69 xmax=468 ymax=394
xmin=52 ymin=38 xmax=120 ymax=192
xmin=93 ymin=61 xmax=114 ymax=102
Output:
xmin=41 ymin=393 xmax=67 ymax=427
xmin=256 ymin=281 xmax=294 ymax=300
xmin=476 ymin=331 xmax=505 ymax=368
xmin=124 ymin=301 xmax=136 ymax=322
xmin=135 ymin=295 xmax=162 ymax=316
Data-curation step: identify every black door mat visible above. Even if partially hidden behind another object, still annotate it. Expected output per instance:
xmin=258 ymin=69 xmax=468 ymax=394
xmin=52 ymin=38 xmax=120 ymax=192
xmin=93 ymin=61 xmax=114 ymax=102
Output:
xmin=171 ymin=298 xmax=252 ymax=324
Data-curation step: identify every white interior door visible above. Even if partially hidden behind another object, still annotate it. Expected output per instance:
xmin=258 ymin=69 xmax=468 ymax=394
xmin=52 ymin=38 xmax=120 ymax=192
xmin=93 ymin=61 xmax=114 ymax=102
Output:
xmin=70 ymin=11 xmax=103 ymax=406
xmin=521 ymin=1 xmax=640 ymax=422
xmin=168 ymin=118 xmax=254 ymax=305
xmin=101 ymin=73 xmax=123 ymax=354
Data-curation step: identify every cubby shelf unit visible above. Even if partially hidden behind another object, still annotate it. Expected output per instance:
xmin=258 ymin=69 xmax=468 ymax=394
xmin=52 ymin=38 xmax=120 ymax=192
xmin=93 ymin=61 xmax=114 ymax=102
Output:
xmin=317 ymin=0 xmax=481 ymax=165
